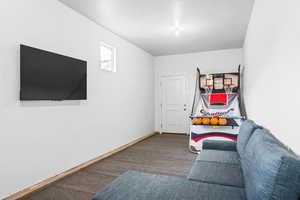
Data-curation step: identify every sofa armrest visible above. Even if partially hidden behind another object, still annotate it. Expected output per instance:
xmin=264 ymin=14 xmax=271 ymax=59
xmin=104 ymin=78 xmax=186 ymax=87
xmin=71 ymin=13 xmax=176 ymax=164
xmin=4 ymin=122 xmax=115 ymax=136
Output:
xmin=202 ymin=140 xmax=237 ymax=151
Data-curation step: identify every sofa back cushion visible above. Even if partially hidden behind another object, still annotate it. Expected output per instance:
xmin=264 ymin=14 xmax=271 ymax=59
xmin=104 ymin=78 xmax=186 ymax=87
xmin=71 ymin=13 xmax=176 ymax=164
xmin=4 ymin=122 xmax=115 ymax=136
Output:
xmin=237 ymin=120 xmax=262 ymax=157
xmin=241 ymin=128 xmax=300 ymax=200
xmin=272 ymin=155 xmax=300 ymax=199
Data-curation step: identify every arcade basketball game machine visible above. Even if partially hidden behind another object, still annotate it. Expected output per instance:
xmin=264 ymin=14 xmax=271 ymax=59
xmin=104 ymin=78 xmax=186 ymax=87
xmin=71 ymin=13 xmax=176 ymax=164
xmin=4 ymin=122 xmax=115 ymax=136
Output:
xmin=189 ymin=66 xmax=247 ymax=153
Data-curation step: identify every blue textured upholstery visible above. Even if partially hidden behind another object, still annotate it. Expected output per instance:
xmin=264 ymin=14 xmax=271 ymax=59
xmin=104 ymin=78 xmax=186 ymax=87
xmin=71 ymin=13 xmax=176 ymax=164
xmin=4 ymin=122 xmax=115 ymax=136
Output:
xmin=272 ymin=155 xmax=300 ymax=199
xmin=202 ymin=140 xmax=237 ymax=151
xmin=237 ymin=120 xmax=262 ymax=156
xmin=92 ymin=171 xmax=246 ymax=200
xmin=196 ymin=150 xmax=240 ymax=165
xmin=188 ymin=161 xmax=244 ymax=188
xmin=241 ymin=128 xmax=300 ymax=200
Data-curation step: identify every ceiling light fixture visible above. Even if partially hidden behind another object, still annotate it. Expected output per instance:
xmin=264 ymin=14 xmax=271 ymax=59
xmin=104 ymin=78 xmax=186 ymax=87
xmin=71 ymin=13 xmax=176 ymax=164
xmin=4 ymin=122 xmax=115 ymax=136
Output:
xmin=172 ymin=22 xmax=182 ymax=37
xmin=172 ymin=24 xmax=183 ymax=37
xmin=173 ymin=1 xmax=183 ymax=37
xmin=174 ymin=26 xmax=180 ymax=37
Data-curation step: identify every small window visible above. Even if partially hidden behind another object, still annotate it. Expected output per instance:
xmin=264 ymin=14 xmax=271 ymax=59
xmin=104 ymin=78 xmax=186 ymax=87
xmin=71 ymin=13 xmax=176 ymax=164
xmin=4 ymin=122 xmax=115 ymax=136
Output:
xmin=100 ymin=43 xmax=116 ymax=72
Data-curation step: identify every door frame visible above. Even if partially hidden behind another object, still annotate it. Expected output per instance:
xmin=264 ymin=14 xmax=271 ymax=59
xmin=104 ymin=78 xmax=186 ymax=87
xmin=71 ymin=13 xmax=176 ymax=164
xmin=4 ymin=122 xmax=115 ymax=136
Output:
xmin=159 ymin=73 xmax=188 ymax=134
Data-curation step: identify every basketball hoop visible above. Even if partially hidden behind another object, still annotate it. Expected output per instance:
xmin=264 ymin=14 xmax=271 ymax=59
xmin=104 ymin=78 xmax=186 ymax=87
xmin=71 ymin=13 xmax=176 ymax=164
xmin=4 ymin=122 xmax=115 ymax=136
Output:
xmin=204 ymin=84 xmax=213 ymax=95
xmin=224 ymin=83 xmax=233 ymax=94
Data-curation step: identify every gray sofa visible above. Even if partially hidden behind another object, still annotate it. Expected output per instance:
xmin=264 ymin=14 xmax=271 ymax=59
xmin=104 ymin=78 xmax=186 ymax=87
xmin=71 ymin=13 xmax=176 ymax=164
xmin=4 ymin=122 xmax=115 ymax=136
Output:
xmin=92 ymin=120 xmax=300 ymax=200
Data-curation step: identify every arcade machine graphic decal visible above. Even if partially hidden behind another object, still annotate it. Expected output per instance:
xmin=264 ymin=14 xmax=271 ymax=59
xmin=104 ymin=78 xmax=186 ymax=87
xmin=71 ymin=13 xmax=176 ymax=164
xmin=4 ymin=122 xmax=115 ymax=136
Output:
xmin=189 ymin=66 xmax=247 ymax=153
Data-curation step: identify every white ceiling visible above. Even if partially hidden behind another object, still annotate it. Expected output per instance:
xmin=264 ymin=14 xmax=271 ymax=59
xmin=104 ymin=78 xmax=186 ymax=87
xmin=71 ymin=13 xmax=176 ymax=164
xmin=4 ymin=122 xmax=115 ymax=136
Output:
xmin=58 ymin=0 xmax=254 ymax=56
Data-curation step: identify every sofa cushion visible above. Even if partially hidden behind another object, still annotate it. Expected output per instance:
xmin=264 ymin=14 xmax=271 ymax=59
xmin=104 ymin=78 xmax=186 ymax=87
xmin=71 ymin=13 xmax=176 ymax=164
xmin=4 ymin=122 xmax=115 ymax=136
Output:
xmin=196 ymin=150 xmax=240 ymax=165
xmin=188 ymin=161 xmax=244 ymax=188
xmin=241 ymin=128 xmax=300 ymax=200
xmin=92 ymin=171 xmax=247 ymax=200
xmin=237 ymin=120 xmax=262 ymax=157
xmin=272 ymin=155 xmax=300 ymax=199
xmin=202 ymin=140 xmax=237 ymax=151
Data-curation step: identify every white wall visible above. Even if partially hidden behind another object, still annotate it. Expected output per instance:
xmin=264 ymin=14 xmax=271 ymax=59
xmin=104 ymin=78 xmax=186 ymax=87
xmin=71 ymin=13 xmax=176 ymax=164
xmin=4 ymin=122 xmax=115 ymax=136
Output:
xmin=0 ymin=0 xmax=154 ymax=198
xmin=154 ymin=49 xmax=243 ymax=132
xmin=244 ymin=0 xmax=300 ymax=154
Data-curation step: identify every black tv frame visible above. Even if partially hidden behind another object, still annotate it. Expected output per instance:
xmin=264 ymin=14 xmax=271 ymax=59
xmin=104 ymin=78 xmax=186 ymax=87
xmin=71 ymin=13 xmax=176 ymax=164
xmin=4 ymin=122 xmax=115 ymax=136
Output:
xmin=20 ymin=44 xmax=87 ymax=101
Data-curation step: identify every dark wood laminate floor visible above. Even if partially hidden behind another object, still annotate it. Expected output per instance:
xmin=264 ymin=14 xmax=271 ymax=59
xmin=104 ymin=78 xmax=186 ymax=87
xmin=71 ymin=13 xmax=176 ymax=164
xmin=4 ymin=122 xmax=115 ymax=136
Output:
xmin=26 ymin=134 xmax=196 ymax=200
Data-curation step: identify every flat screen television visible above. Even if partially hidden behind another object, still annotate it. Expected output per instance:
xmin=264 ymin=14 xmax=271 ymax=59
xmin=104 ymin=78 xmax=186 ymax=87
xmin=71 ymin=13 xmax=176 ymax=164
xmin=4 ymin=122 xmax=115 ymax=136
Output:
xmin=20 ymin=45 xmax=87 ymax=100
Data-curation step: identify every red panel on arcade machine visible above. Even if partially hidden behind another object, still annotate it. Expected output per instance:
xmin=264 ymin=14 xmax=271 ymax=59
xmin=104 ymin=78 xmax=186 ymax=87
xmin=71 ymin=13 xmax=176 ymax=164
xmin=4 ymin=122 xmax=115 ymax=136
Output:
xmin=210 ymin=93 xmax=228 ymax=105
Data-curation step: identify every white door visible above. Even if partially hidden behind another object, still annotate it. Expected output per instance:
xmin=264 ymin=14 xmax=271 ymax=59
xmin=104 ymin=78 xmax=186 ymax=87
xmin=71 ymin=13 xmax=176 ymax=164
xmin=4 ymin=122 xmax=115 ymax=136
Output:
xmin=160 ymin=75 xmax=187 ymax=134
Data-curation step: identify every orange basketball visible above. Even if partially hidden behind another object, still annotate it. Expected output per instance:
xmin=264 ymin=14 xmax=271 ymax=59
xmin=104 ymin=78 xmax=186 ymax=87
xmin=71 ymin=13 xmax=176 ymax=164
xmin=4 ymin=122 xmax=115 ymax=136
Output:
xmin=210 ymin=118 xmax=219 ymax=125
xmin=202 ymin=118 xmax=210 ymax=125
xmin=193 ymin=118 xmax=202 ymax=125
xmin=219 ymin=118 xmax=228 ymax=125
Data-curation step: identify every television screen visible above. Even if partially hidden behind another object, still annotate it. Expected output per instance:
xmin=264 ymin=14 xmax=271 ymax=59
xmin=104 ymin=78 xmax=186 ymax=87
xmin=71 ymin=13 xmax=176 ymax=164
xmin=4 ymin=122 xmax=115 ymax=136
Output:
xmin=20 ymin=45 xmax=87 ymax=100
